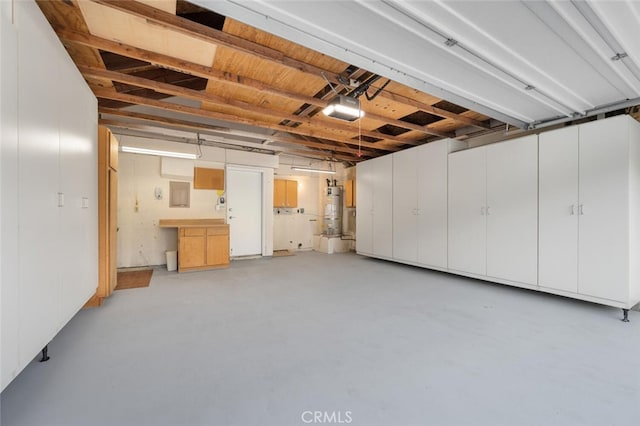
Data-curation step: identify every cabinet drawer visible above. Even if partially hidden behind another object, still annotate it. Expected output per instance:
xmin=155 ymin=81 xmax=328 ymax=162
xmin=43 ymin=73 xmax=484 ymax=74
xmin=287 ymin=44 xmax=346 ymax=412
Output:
xmin=182 ymin=227 xmax=206 ymax=237
xmin=207 ymin=226 xmax=229 ymax=236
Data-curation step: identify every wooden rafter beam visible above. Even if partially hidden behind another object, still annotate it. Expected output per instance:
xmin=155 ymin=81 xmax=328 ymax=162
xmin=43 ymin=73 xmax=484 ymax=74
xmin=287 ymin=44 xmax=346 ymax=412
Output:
xmin=60 ymin=31 xmax=453 ymax=140
xmin=98 ymin=107 xmax=377 ymax=157
xmin=378 ymin=89 xmax=491 ymax=129
xmin=262 ymin=132 xmax=375 ymax=157
xmin=93 ymin=88 xmax=401 ymax=152
xmin=81 ymin=65 xmax=440 ymax=146
xmin=98 ymin=117 xmax=278 ymax=153
xmin=92 ymin=0 xmax=488 ymax=130
xmin=284 ymin=149 xmax=364 ymax=162
xmin=93 ymin=0 xmax=343 ymax=81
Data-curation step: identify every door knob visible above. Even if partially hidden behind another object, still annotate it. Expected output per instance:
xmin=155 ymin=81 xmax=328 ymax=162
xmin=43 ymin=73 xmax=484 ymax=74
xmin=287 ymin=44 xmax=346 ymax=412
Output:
xmin=229 ymin=216 xmax=234 ymax=220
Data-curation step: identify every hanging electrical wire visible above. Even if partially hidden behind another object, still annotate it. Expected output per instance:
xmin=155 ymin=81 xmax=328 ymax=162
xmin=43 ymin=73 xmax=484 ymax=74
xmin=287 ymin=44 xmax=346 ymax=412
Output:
xmin=357 ymin=102 xmax=363 ymax=157
xmin=321 ymin=71 xmax=340 ymax=95
xmin=196 ymin=132 xmax=203 ymax=158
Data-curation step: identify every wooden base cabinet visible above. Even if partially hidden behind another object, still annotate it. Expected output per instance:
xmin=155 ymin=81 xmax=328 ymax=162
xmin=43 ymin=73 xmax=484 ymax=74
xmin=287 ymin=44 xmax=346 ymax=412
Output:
xmin=177 ymin=225 xmax=230 ymax=272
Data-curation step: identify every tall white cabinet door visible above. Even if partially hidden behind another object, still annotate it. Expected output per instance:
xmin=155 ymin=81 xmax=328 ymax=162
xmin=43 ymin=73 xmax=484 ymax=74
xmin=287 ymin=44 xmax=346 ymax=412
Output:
xmin=372 ymin=155 xmax=394 ymax=258
xmin=17 ymin=3 xmax=62 ymax=368
xmin=393 ymin=149 xmax=418 ymax=262
xmin=539 ymin=127 xmax=579 ymax=293
xmin=448 ymin=147 xmax=487 ymax=275
xmin=356 ymin=160 xmax=374 ymax=254
xmin=417 ymin=141 xmax=448 ymax=268
xmin=58 ymin=61 xmax=98 ymax=326
xmin=578 ymin=118 xmax=629 ymax=302
xmin=486 ymin=136 xmax=538 ymax=285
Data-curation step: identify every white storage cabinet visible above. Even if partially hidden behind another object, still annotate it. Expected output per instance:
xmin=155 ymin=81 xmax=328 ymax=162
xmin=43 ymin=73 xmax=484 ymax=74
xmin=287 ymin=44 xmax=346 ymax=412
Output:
xmin=539 ymin=115 xmax=640 ymax=316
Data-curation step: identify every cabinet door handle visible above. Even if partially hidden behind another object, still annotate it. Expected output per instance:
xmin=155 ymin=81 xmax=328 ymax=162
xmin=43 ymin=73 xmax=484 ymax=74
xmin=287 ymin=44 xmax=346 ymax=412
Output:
xmin=486 ymin=206 xmax=491 ymax=215
xmin=480 ymin=206 xmax=485 ymax=215
xmin=579 ymin=204 xmax=584 ymax=215
xmin=571 ymin=205 xmax=575 ymax=215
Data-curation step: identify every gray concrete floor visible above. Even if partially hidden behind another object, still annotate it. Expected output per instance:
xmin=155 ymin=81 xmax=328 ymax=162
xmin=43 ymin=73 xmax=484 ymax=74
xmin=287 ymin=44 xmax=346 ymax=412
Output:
xmin=1 ymin=251 xmax=639 ymax=426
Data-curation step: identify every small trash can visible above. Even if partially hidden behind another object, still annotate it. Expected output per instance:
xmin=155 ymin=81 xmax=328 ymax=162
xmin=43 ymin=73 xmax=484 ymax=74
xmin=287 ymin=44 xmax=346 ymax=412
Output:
xmin=166 ymin=250 xmax=177 ymax=272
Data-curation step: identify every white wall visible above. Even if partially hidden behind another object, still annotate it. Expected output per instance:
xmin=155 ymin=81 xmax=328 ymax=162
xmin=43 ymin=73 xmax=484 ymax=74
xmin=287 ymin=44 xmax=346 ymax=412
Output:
xmin=117 ymin=137 xmax=279 ymax=267
xmin=272 ymin=171 xmax=321 ymax=250
xmin=118 ymin=153 xmax=226 ymax=267
xmin=273 ymin=158 xmax=353 ymax=251
xmin=1 ymin=1 xmax=98 ymax=391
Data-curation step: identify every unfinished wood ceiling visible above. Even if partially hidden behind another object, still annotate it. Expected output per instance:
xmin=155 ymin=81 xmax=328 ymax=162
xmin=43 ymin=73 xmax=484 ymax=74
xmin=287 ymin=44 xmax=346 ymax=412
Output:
xmin=37 ymin=0 xmax=503 ymax=163
xmin=208 ymin=1 xmax=640 ymax=130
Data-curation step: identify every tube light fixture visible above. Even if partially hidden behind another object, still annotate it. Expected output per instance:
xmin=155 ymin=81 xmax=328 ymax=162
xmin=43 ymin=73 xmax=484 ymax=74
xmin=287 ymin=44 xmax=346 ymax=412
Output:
xmin=120 ymin=146 xmax=197 ymax=159
xmin=322 ymin=95 xmax=365 ymax=121
xmin=291 ymin=166 xmax=336 ymax=175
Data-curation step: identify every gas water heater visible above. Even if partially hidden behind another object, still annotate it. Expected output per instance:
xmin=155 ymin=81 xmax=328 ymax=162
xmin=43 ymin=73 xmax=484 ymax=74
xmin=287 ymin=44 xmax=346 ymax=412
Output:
xmin=322 ymin=181 xmax=342 ymax=237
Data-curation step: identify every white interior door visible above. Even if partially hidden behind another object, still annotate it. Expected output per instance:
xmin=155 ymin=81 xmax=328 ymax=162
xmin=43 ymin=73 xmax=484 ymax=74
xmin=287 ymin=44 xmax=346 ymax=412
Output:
xmin=539 ymin=126 xmax=579 ymax=293
xmin=417 ymin=141 xmax=448 ymax=269
xmin=486 ymin=136 xmax=538 ymax=285
xmin=448 ymin=147 xmax=487 ymax=275
xmin=578 ymin=119 xmax=628 ymax=302
xmin=227 ymin=168 xmax=263 ymax=257
xmin=393 ymin=149 xmax=418 ymax=262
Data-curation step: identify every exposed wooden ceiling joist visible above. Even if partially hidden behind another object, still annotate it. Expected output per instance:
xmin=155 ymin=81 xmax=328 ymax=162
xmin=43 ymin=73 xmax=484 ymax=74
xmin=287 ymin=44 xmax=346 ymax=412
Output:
xmin=93 ymin=88 xmax=401 ymax=152
xmin=81 ymin=65 xmax=450 ymax=144
xmin=93 ymin=0 xmax=487 ymax=131
xmin=37 ymin=0 xmax=510 ymax=162
xmin=99 ymin=108 xmax=376 ymax=158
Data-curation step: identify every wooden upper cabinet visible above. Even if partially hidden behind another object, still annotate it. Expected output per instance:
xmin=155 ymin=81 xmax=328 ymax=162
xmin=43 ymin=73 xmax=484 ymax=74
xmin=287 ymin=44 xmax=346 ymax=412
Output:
xmin=345 ymin=178 xmax=356 ymax=207
xmin=194 ymin=167 xmax=224 ymax=190
xmin=274 ymin=179 xmax=298 ymax=208
xmin=274 ymin=179 xmax=286 ymax=207
xmin=285 ymin=180 xmax=298 ymax=208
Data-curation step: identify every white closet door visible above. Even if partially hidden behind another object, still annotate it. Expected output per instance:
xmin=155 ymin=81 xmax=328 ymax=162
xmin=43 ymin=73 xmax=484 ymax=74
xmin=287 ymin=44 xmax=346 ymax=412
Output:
xmin=58 ymin=53 xmax=98 ymax=326
xmin=393 ymin=149 xmax=418 ymax=262
xmin=539 ymin=127 xmax=579 ymax=293
xmin=486 ymin=135 xmax=538 ymax=285
xmin=417 ymin=141 xmax=448 ymax=268
xmin=17 ymin=2 xmax=62 ymax=368
xmin=578 ymin=118 xmax=629 ymax=302
xmin=371 ymin=155 xmax=393 ymax=258
xmin=356 ymin=160 xmax=374 ymax=255
xmin=448 ymin=147 xmax=487 ymax=275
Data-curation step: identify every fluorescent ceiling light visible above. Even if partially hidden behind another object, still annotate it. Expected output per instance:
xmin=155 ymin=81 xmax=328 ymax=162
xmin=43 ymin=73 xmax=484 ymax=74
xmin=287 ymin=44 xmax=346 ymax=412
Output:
xmin=121 ymin=146 xmax=197 ymax=159
xmin=322 ymin=95 xmax=365 ymax=121
xmin=291 ymin=166 xmax=336 ymax=175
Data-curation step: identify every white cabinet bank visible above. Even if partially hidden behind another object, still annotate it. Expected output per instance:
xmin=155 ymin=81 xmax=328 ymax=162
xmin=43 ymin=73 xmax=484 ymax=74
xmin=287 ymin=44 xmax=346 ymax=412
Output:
xmin=356 ymin=115 xmax=640 ymax=320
